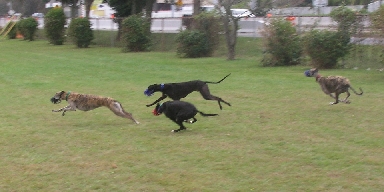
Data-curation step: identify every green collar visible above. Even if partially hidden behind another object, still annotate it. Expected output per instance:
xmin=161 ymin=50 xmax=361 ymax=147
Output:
xmin=65 ymin=91 xmax=71 ymax=101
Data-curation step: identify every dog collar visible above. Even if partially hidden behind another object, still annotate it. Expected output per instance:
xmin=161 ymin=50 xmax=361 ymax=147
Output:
xmin=160 ymin=83 xmax=164 ymax=90
xmin=65 ymin=91 xmax=71 ymax=101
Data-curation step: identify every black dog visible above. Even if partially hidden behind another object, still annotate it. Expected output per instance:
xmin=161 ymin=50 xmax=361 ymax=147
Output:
xmin=153 ymin=101 xmax=218 ymax=132
xmin=144 ymin=74 xmax=231 ymax=110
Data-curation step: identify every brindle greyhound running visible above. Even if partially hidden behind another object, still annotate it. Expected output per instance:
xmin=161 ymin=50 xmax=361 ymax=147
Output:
xmin=51 ymin=91 xmax=139 ymax=124
xmin=304 ymin=68 xmax=363 ymax=105
xmin=144 ymin=74 xmax=231 ymax=110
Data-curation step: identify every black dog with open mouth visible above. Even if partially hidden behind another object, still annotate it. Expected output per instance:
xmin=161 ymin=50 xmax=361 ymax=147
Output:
xmin=153 ymin=101 xmax=218 ymax=132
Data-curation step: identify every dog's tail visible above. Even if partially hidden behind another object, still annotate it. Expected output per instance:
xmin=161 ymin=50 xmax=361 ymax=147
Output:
xmin=350 ymin=87 xmax=363 ymax=95
xmin=198 ymin=111 xmax=218 ymax=117
xmin=204 ymin=73 xmax=231 ymax=84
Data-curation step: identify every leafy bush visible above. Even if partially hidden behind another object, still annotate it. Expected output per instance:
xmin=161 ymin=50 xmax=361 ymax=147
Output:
xmin=67 ymin=18 xmax=94 ymax=48
xmin=177 ymin=12 xmax=221 ymax=58
xmin=121 ymin=15 xmax=151 ymax=52
xmin=191 ymin=12 xmax=221 ymax=56
xmin=330 ymin=5 xmax=358 ymax=34
xmin=17 ymin=17 xmax=38 ymax=41
xmin=261 ymin=18 xmax=302 ymax=66
xmin=176 ymin=30 xmax=209 ymax=58
xmin=303 ymin=30 xmax=350 ymax=69
xmin=44 ymin=7 xmax=67 ymax=45
xmin=370 ymin=5 xmax=384 ymax=37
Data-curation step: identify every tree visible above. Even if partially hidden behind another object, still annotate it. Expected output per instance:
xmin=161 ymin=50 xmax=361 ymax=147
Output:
xmin=1 ymin=0 xmax=45 ymax=16
xmin=193 ymin=0 xmax=201 ymax=15
xmin=59 ymin=0 xmax=94 ymax=17
xmin=249 ymin=0 xmax=272 ymax=16
xmin=60 ymin=0 xmax=79 ymax=18
xmin=272 ymin=0 xmax=306 ymax=8
xmin=107 ymin=0 xmax=153 ymax=40
xmin=216 ymin=0 xmax=246 ymax=60
xmin=84 ymin=0 xmax=95 ymax=18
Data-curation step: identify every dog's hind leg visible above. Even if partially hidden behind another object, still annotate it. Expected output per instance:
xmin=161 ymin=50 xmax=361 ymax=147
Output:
xmin=199 ymin=85 xmax=231 ymax=110
xmin=190 ymin=117 xmax=197 ymax=124
xmin=342 ymin=91 xmax=351 ymax=104
xmin=109 ymin=102 xmax=140 ymax=124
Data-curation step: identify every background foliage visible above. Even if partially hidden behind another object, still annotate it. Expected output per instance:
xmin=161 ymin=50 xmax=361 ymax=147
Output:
xmin=44 ymin=7 xmax=67 ymax=45
xmin=17 ymin=17 xmax=38 ymax=41
xmin=121 ymin=14 xmax=151 ymax=52
xmin=68 ymin=17 xmax=94 ymax=48
xmin=261 ymin=18 xmax=302 ymax=67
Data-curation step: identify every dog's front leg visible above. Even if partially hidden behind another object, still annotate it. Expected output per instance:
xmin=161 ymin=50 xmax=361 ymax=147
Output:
xmin=52 ymin=105 xmax=76 ymax=116
xmin=146 ymin=94 xmax=167 ymax=107
xmin=329 ymin=93 xmax=340 ymax=105
xmin=328 ymin=94 xmax=346 ymax=104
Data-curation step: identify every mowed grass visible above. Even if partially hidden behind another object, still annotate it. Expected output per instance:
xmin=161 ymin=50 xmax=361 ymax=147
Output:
xmin=0 ymin=40 xmax=383 ymax=191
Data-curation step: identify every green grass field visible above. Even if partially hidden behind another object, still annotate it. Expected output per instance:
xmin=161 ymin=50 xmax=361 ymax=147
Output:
xmin=0 ymin=40 xmax=383 ymax=191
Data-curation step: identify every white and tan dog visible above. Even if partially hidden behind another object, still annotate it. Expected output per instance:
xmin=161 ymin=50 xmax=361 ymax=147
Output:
xmin=51 ymin=91 xmax=139 ymax=124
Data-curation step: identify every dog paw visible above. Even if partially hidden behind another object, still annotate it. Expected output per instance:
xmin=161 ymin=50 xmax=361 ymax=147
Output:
xmin=345 ymin=100 xmax=351 ymax=104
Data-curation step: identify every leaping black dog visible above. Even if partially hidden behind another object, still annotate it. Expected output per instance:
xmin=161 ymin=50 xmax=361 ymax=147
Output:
xmin=153 ymin=101 xmax=218 ymax=132
xmin=144 ymin=74 xmax=231 ymax=110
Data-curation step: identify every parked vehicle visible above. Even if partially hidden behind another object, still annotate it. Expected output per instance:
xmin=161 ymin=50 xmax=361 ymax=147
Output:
xmin=32 ymin=13 xmax=44 ymax=18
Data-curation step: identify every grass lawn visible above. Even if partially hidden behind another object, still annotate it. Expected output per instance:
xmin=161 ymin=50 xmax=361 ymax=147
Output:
xmin=0 ymin=40 xmax=383 ymax=191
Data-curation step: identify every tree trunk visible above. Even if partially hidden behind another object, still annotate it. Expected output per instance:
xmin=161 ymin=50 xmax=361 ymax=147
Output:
xmin=132 ymin=0 xmax=136 ymax=14
xmin=71 ymin=4 xmax=78 ymax=18
xmin=85 ymin=0 xmax=94 ymax=18
xmin=222 ymin=12 xmax=238 ymax=60
xmin=145 ymin=0 xmax=156 ymax=33
xmin=193 ymin=0 xmax=201 ymax=16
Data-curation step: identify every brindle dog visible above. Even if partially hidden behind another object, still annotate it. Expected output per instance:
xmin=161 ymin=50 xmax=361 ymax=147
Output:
xmin=51 ymin=91 xmax=139 ymax=124
xmin=144 ymin=74 xmax=231 ymax=110
xmin=304 ymin=68 xmax=363 ymax=105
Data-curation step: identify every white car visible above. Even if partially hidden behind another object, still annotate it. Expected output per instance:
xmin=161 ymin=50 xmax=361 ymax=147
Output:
xmin=231 ymin=9 xmax=255 ymax=18
xmin=32 ymin=13 xmax=44 ymax=18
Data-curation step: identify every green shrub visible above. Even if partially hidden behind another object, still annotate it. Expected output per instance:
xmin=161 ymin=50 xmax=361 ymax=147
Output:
xmin=44 ymin=7 xmax=67 ymax=45
xmin=17 ymin=17 xmax=38 ymax=41
xmin=330 ymin=5 xmax=358 ymax=34
xmin=370 ymin=6 xmax=384 ymax=37
xmin=261 ymin=18 xmax=302 ymax=66
xmin=121 ymin=15 xmax=151 ymax=52
xmin=67 ymin=18 xmax=94 ymax=48
xmin=176 ymin=30 xmax=210 ymax=58
xmin=303 ymin=30 xmax=350 ymax=69
xmin=191 ymin=12 xmax=221 ymax=57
